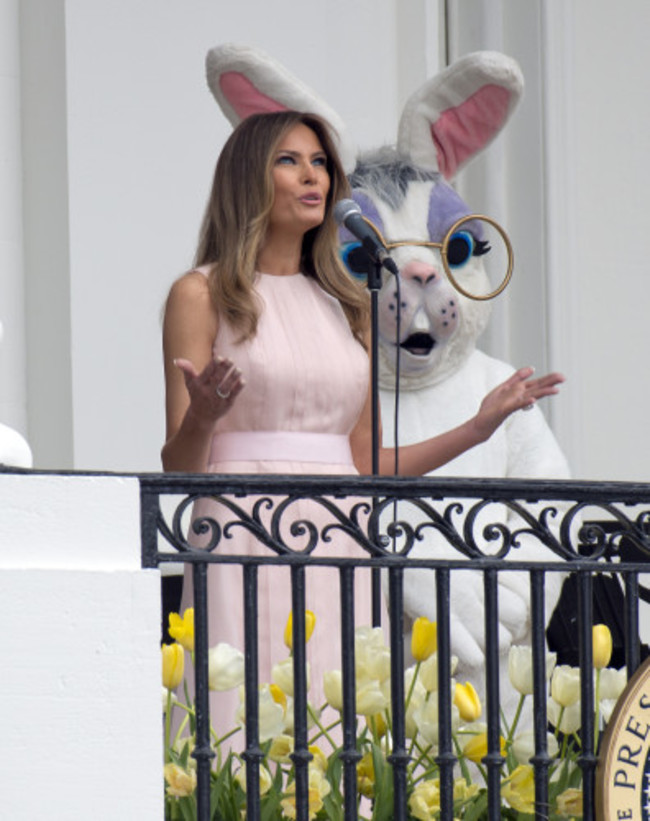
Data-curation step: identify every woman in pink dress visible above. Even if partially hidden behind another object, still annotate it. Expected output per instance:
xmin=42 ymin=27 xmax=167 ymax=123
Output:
xmin=161 ymin=111 xmax=563 ymax=737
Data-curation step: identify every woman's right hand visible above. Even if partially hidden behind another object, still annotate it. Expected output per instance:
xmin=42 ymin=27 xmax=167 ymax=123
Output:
xmin=173 ymin=356 xmax=246 ymax=425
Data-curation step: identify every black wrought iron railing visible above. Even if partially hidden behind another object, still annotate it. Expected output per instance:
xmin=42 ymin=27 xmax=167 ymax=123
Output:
xmin=142 ymin=473 xmax=650 ymax=821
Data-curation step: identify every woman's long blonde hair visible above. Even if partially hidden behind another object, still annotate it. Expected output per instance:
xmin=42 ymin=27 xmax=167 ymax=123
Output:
xmin=194 ymin=111 xmax=369 ymax=344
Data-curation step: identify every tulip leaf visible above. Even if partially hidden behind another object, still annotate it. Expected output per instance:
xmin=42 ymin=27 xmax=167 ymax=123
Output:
xmin=260 ymin=787 xmax=283 ymax=821
xmin=210 ymin=754 xmax=241 ymax=821
xmin=177 ymin=796 xmax=196 ymax=821
xmin=321 ymin=790 xmax=344 ymax=821
xmin=459 ymin=790 xmax=488 ymax=821
xmin=369 ymin=744 xmax=394 ymax=821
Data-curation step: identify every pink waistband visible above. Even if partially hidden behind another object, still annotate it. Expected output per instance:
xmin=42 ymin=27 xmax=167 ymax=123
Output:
xmin=209 ymin=431 xmax=354 ymax=465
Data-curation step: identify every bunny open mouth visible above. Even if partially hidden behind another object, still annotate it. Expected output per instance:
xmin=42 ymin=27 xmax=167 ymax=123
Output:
xmin=400 ymin=333 xmax=435 ymax=356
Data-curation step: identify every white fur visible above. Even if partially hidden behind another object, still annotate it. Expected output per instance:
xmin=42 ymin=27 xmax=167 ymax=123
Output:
xmin=381 ymin=350 xmax=569 ymax=680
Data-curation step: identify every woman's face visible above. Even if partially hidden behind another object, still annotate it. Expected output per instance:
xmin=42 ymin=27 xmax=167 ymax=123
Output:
xmin=267 ymin=123 xmax=331 ymax=238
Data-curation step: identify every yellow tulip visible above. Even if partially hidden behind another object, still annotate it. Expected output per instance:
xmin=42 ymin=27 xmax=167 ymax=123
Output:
xmin=284 ymin=609 xmax=316 ymax=651
xmin=411 ymin=616 xmax=437 ymax=662
xmin=357 ymin=751 xmax=376 ymax=798
xmin=454 ymin=681 xmax=482 ymax=723
xmin=366 ymin=712 xmax=388 ymax=739
xmin=161 ymin=642 xmax=184 ymax=690
xmin=268 ymin=734 xmax=294 ymax=764
xmin=280 ymin=764 xmax=331 ymax=820
xmin=407 ymin=776 xmax=478 ymax=821
xmin=453 ymin=779 xmax=479 ymax=803
xmin=163 ymin=762 xmax=196 ymax=797
xmin=308 ymin=745 xmax=329 ymax=774
xmin=593 ymin=624 xmax=613 ymax=669
xmin=168 ymin=608 xmax=194 ymax=652
xmin=234 ymin=762 xmax=273 ymax=795
xmin=462 ymin=731 xmax=505 ymax=764
xmin=556 ymin=786 xmax=583 ymax=817
xmin=501 ymin=764 xmax=535 ymax=814
xmin=269 ymin=683 xmax=288 ymax=710
xmin=409 ymin=779 xmax=441 ymax=820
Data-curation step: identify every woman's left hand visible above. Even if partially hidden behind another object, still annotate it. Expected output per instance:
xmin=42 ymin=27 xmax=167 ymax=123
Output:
xmin=473 ymin=367 xmax=565 ymax=442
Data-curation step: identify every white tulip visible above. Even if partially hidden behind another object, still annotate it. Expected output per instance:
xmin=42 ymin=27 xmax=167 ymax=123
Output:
xmin=236 ymin=684 xmax=285 ymax=742
xmin=550 ymin=665 xmax=581 ymax=708
xmin=272 ymin=657 xmax=310 ymax=698
xmin=508 ymin=646 xmax=556 ymax=696
xmin=323 ymin=670 xmax=343 ymax=711
xmin=547 ymin=697 xmax=582 ymax=734
xmin=208 ymin=643 xmax=245 ymax=691
xmin=599 ymin=667 xmax=627 ymax=701
xmin=512 ymin=729 xmax=559 ymax=765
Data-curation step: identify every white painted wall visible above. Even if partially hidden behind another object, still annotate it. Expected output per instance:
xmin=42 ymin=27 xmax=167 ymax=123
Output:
xmin=10 ymin=0 xmax=650 ymax=479
xmin=568 ymin=0 xmax=650 ymax=479
xmin=0 ymin=474 xmax=162 ymax=819
xmin=19 ymin=0 xmax=426 ymax=471
xmin=449 ymin=0 xmax=650 ymax=481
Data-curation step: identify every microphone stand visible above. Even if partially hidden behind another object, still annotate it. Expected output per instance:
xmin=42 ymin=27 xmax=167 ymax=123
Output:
xmin=367 ymin=258 xmax=383 ymax=626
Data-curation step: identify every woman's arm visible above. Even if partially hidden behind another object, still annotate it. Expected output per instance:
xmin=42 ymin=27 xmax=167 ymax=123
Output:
xmin=161 ymin=271 xmax=245 ymax=472
xmin=349 ymin=366 xmax=565 ymax=476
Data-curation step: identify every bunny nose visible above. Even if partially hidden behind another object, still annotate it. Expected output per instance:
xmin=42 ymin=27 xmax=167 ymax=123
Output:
xmin=411 ymin=308 xmax=430 ymax=332
xmin=400 ymin=259 xmax=439 ymax=284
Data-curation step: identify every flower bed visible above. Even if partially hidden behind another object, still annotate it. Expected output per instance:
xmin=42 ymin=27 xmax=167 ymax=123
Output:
xmin=161 ymin=608 xmax=624 ymax=820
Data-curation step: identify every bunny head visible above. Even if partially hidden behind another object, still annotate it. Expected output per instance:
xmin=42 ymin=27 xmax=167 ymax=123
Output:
xmin=205 ymin=45 xmax=523 ymax=390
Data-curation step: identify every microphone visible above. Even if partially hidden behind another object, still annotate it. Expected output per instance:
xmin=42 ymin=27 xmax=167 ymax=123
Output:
xmin=334 ymin=199 xmax=398 ymax=276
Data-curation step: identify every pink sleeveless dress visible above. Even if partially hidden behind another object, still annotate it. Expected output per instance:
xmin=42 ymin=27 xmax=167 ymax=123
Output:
xmin=181 ymin=272 xmax=371 ymax=738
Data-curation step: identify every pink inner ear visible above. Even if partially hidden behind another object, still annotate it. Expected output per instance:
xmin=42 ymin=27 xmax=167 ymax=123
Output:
xmin=219 ymin=71 xmax=289 ymax=119
xmin=431 ymin=85 xmax=510 ymax=179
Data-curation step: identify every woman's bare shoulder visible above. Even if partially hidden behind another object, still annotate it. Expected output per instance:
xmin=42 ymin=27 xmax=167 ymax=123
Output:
xmin=164 ymin=269 xmax=218 ymax=337
xmin=168 ymin=268 xmax=211 ymax=301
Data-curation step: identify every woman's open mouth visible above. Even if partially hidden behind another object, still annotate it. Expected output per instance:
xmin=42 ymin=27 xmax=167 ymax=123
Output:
xmin=399 ymin=333 xmax=435 ymax=356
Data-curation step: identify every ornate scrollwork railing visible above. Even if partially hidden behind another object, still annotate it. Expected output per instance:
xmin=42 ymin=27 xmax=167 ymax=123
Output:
xmin=143 ymin=474 xmax=650 ymax=564
xmin=140 ymin=474 xmax=650 ymax=821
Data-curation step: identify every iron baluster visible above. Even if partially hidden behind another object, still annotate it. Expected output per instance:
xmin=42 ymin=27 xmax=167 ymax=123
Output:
xmin=435 ymin=567 xmax=455 ymax=821
xmin=191 ymin=561 xmax=215 ymax=821
xmin=339 ymin=565 xmax=361 ymax=820
xmin=530 ymin=569 xmax=552 ymax=819
xmin=242 ymin=564 xmax=262 ymax=820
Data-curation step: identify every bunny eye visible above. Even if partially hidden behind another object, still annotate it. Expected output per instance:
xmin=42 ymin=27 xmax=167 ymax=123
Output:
xmin=339 ymin=242 xmax=374 ymax=279
xmin=446 ymin=231 xmax=475 ymax=268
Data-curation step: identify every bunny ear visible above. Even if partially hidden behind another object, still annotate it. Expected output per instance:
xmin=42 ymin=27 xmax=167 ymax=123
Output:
xmin=206 ymin=43 xmax=357 ymax=173
xmin=397 ymin=51 xmax=524 ymax=180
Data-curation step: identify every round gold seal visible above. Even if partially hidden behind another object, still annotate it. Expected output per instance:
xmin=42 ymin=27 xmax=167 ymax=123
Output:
xmin=597 ymin=657 xmax=650 ymax=819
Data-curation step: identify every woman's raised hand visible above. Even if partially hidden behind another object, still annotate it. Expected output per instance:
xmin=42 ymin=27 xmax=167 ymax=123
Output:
xmin=174 ymin=355 xmax=245 ymax=424
xmin=473 ymin=367 xmax=565 ymax=442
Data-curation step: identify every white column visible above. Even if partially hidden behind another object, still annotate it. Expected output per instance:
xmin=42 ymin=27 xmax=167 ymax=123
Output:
xmin=0 ymin=0 xmax=27 ymax=434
